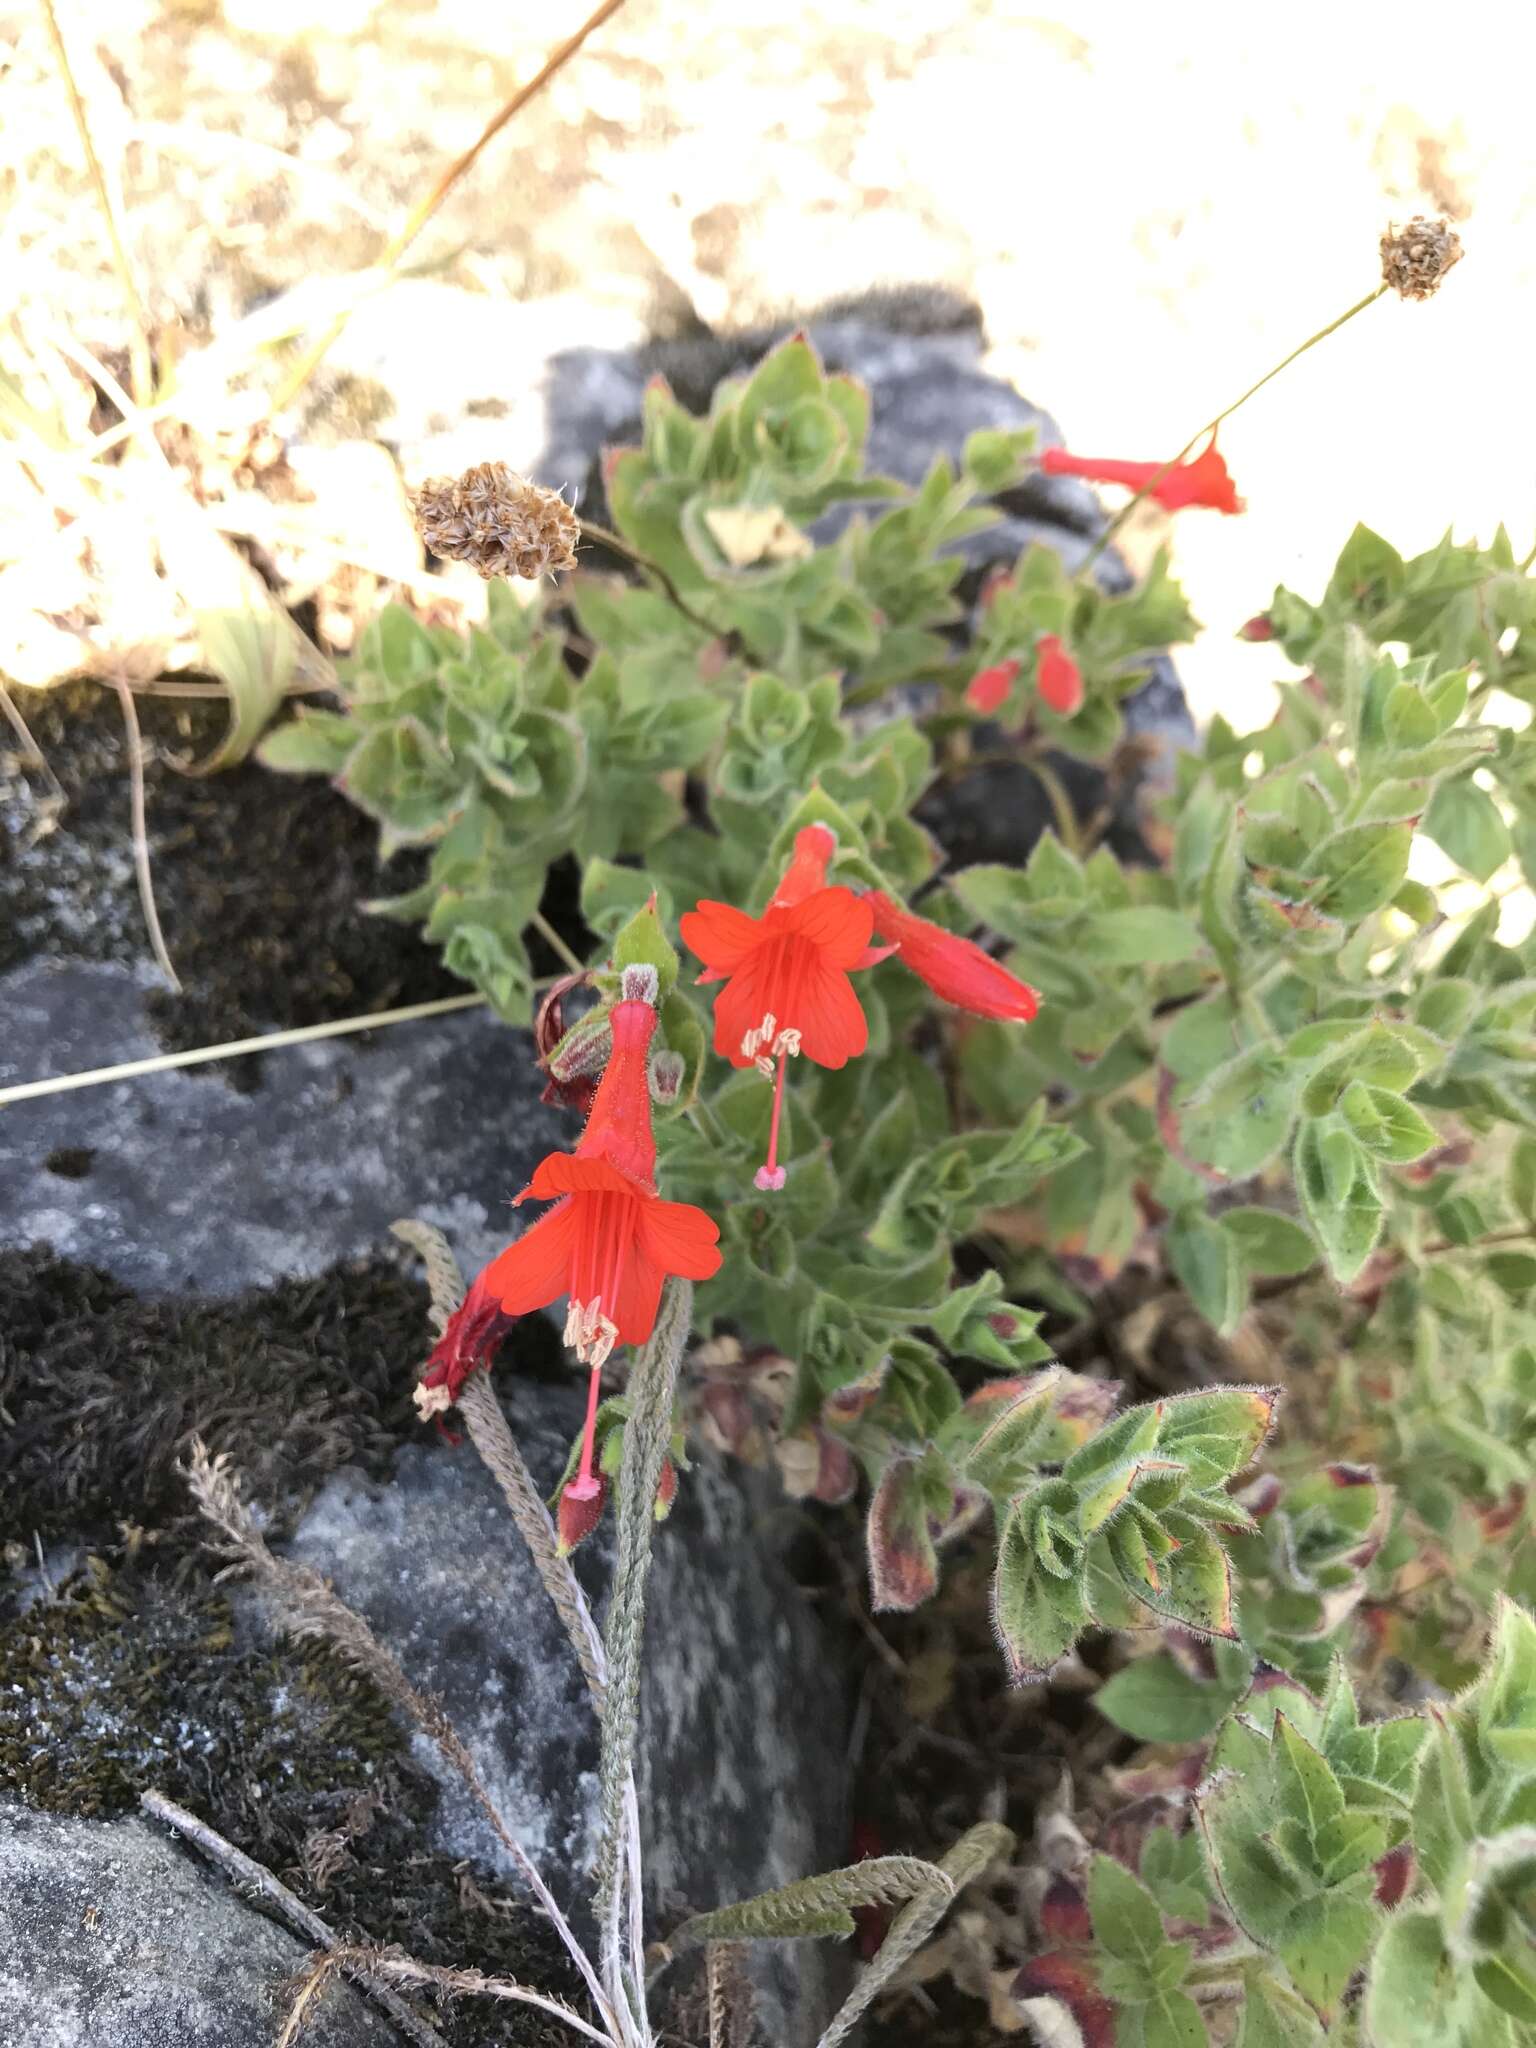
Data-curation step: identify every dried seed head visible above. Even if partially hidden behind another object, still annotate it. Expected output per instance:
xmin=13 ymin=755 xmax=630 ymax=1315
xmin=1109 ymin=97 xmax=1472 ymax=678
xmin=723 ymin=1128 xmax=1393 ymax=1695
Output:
xmin=1380 ymin=216 xmax=1464 ymax=301
xmin=412 ymin=461 xmax=579 ymax=580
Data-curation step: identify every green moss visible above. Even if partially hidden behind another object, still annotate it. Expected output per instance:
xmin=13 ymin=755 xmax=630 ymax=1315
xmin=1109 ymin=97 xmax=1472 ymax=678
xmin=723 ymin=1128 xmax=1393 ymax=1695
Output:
xmin=0 ymin=1558 xmax=582 ymax=2045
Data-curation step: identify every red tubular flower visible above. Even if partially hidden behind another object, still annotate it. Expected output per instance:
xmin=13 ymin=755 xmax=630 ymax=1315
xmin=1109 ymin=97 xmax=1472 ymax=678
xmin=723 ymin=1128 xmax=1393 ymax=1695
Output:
xmin=414 ymin=1268 xmax=519 ymax=1420
xmin=482 ymin=985 xmax=722 ymax=1495
xmin=682 ymin=824 xmax=887 ymax=1192
xmin=865 ymin=890 xmax=1040 ymax=1022
xmin=1039 ymin=438 xmax=1244 ymax=514
xmin=965 ymin=658 xmax=1020 ymax=715
xmin=1035 ymin=634 xmax=1083 ymax=717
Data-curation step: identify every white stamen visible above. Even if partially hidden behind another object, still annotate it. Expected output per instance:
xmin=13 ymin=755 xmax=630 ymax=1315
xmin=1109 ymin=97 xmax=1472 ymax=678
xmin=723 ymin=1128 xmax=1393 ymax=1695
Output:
xmin=566 ymin=1295 xmax=620 ymax=1368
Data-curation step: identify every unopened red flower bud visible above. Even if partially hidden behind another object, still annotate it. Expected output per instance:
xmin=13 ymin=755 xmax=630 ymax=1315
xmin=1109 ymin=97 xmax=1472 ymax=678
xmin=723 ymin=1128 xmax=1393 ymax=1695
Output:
xmin=965 ymin=658 xmax=1020 ymax=716
xmin=1036 ymin=634 xmax=1083 ymax=717
xmin=556 ymin=1472 xmax=610 ymax=1555
xmin=653 ymin=1457 xmax=679 ymax=1521
xmin=866 ymin=890 xmax=1040 ymax=1023
xmin=1239 ymin=612 xmax=1275 ymax=642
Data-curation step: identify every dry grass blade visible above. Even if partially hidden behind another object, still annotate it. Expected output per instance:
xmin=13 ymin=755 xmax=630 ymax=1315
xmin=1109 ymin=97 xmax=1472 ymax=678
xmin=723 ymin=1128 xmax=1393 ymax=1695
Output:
xmin=0 ymin=992 xmax=485 ymax=1108
xmin=271 ymin=0 xmax=630 ymax=416
xmin=109 ymin=674 xmax=180 ymax=991
xmin=139 ymin=1790 xmax=447 ymax=2048
xmin=814 ymin=1822 xmax=1015 ymax=2048
xmin=39 ymin=0 xmax=153 ymax=407
xmin=181 ymin=1440 xmax=622 ymax=2040
xmin=279 ymin=1946 xmax=611 ymax=2047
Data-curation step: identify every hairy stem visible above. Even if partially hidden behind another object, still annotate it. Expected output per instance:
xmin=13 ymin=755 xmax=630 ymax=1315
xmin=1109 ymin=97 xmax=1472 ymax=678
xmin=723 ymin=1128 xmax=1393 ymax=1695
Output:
xmin=577 ymin=518 xmax=728 ymax=644
xmin=533 ymin=908 xmax=590 ymax=978
xmin=593 ymin=1279 xmax=692 ymax=2016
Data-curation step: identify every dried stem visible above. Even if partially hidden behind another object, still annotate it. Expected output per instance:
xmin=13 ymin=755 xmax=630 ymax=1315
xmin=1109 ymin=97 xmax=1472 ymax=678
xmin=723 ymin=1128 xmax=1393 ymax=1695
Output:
xmin=814 ymin=1822 xmax=1013 ymax=2048
xmin=279 ymin=1946 xmax=611 ymax=2048
xmin=181 ymin=1440 xmax=622 ymax=2040
xmin=109 ymin=675 xmax=181 ymax=991
xmin=594 ymin=1279 xmax=692 ymax=2018
xmin=577 ymin=518 xmax=729 ymax=644
xmin=40 ymin=0 xmax=154 ymax=407
xmin=0 ymin=992 xmax=486 ymax=1107
xmin=389 ymin=1218 xmax=647 ymax=2029
xmin=1081 ymin=283 xmax=1390 ymax=570
xmin=139 ymin=1790 xmax=448 ymax=2048
xmin=271 ymin=0 xmax=629 ymax=416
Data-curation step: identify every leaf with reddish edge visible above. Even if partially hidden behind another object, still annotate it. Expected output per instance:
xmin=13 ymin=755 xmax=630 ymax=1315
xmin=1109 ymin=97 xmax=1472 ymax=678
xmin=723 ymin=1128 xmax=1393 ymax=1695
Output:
xmin=1011 ymin=1951 xmax=1117 ymax=2048
xmin=867 ymin=1453 xmax=946 ymax=1612
xmin=1374 ymin=1843 xmax=1414 ymax=1908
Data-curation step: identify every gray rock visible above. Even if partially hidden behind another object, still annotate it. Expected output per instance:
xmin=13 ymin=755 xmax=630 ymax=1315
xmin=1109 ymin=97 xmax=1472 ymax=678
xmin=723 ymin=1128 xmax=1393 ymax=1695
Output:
xmin=279 ymin=1384 xmax=848 ymax=2043
xmin=0 ymin=956 xmax=565 ymax=1299
xmin=0 ymin=1805 xmax=393 ymax=2047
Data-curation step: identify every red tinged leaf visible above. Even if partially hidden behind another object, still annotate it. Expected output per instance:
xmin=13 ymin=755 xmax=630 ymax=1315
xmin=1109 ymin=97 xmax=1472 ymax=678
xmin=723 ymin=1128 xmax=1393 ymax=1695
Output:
xmin=1011 ymin=1952 xmax=1117 ymax=2048
xmin=654 ymin=1456 xmax=679 ymax=1520
xmin=1375 ymin=1843 xmax=1414 ymax=1909
xmin=849 ymin=1819 xmax=892 ymax=1960
xmin=867 ymin=1456 xmax=945 ymax=1612
xmin=1039 ymin=1875 xmax=1093 ymax=1946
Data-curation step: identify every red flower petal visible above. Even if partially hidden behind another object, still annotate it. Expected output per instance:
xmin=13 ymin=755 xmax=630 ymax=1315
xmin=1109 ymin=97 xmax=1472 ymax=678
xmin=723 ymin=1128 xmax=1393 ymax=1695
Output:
xmin=680 ymin=900 xmax=767 ymax=974
xmin=520 ymin=1152 xmax=649 ymax=1203
xmin=793 ymin=959 xmax=869 ymax=1067
xmin=783 ymin=886 xmax=875 ymax=967
xmin=483 ymin=1201 xmax=580 ymax=1315
xmin=966 ymin=659 xmax=1020 ymax=715
xmin=1036 ymin=634 xmax=1084 ymax=717
xmin=639 ymin=1197 xmax=725 ymax=1281
xmin=611 ymin=1240 xmax=667 ymax=1347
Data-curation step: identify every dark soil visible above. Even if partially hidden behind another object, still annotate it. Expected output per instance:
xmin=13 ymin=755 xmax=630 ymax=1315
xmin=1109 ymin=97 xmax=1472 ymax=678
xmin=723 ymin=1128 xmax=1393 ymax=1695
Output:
xmin=0 ymin=680 xmax=459 ymax=1056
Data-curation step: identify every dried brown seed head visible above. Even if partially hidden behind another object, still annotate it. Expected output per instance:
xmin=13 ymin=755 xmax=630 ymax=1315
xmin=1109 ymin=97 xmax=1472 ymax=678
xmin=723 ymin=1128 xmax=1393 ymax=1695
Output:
xmin=1380 ymin=215 xmax=1464 ymax=301
xmin=412 ymin=461 xmax=579 ymax=580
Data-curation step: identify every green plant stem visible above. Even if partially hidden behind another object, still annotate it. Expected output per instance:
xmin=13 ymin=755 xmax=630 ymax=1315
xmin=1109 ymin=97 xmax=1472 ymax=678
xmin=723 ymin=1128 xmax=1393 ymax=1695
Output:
xmin=576 ymin=519 xmax=730 ymax=644
xmin=1081 ymin=284 xmax=1390 ymax=572
xmin=270 ymin=0 xmax=628 ymax=416
xmin=1023 ymin=749 xmax=1083 ymax=857
xmin=531 ymin=909 xmax=589 ymax=978
xmin=41 ymin=0 xmax=154 ymax=408
xmin=593 ymin=1279 xmax=692 ymax=2020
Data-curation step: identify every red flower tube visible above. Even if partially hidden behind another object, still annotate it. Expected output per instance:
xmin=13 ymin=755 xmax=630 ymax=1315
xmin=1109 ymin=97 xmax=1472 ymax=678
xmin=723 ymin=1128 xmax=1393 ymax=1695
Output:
xmin=480 ymin=983 xmax=722 ymax=1497
xmin=1040 ymin=438 xmax=1243 ymax=514
xmin=865 ymin=891 xmax=1040 ymax=1022
xmin=681 ymin=824 xmax=889 ymax=1191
